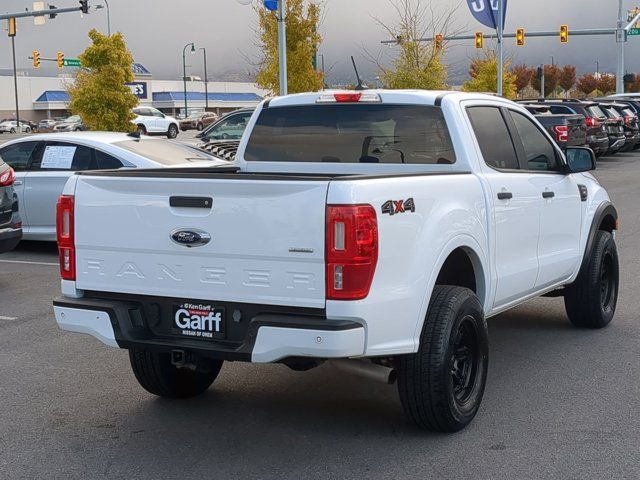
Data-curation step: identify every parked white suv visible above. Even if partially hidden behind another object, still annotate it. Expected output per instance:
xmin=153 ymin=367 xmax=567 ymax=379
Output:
xmin=132 ymin=107 xmax=179 ymax=139
xmin=54 ymin=90 xmax=619 ymax=432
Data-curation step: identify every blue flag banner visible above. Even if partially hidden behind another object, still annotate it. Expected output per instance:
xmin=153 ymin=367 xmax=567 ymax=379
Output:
xmin=466 ymin=0 xmax=508 ymax=30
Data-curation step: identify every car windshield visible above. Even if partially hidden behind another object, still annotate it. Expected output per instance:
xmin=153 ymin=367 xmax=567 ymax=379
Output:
xmin=66 ymin=116 xmax=81 ymax=123
xmin=114 ymin=139 xmax=219 ymax=165
xmin=244 ymin=104 xmax=456 ymax=164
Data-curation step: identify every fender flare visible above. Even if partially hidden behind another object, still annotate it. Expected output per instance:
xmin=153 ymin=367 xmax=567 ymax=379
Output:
xmin=412 ymin=235 xmax=489 ymax=348
xmin=578 ymin=201 xmax=618 ymax=275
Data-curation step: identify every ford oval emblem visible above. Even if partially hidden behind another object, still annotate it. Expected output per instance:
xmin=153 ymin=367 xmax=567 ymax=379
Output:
xmin=170 ymin=229 xmax=211 ymax=248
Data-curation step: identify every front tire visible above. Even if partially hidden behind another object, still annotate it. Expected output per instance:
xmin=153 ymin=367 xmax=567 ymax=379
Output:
xmin=129 ymin=349 xmax=223 ymax=398
xmin=197 ymin=122 xmax=204 ymax=131
xmin=10 ymin=128 xmax=15 ymax=134
xmin=167 ymin=124 xmax=178 ymax=139
xmin=396 ymin=286 xmax=488 ymax=432
xmin=564 ymin=230 xmax=619 ymax=328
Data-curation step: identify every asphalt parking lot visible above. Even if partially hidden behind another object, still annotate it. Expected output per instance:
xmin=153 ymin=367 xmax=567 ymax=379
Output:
xmin=1 ymin=151 xmax=639 ymax=480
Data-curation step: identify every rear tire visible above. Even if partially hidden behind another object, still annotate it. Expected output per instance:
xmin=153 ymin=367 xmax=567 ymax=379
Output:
xmin=564 ymin=230 xmax=618 ymax=328
xmin=396 ymin=286 xmax=488 ymax=432
xmin=167 ymin=124 xmax=178 ymax=139
xmin=129 ymin=349 xmax=223 ymax=398
xmin=136 ymin=124 xmax=147 ymax=136
xmin=197 ymin=122 xmax=204 ymax=131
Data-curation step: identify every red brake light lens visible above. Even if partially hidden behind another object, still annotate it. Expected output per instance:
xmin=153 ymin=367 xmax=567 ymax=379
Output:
xmin=334 ymin=93 xmax=362 ymax=103
xmin=0 ymin=167 xmax=15 ymax=187
xmin=326 ymin=205 xmax=378 ymax=300
xmin=585 ymin=117 xmax=600 ymax=128
xmin=56 ymin=195 xmax=76 ymax=281
xmin=553 ymin=125 xmax=569 ymax=142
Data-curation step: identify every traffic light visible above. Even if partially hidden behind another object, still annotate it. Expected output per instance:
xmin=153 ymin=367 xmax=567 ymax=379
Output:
xmin=435 ymin=34 xmax=444 ymax=51
xmin=57 ymin=51 xmax=64 ymax=69
xmin=516 ymin=28 xmax=525 ymax=46
xmin=8 ymin=17 xmax=17 ymax=37
xmin=475 ymin=32 xmax=483 ymax=49
xmin=33 ymin=50 xmax=41 ymax=69
xmin=560 ymin=25 xmax=569 ymax=43
xmin=79 ymin=0 xmax=89 ymax=14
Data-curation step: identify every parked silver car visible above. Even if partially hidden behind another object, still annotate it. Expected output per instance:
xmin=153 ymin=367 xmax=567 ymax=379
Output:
xmin=0 ymin=132 xmax=228 ymax=241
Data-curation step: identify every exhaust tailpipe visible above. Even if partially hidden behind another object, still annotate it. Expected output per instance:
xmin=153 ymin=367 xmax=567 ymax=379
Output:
xmin=330 ymin=359 xmax=396 ymax=385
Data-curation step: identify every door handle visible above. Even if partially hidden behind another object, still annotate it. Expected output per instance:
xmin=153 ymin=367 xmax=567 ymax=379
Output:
xmin=542 ymin=191 xmax=555 ymax=199
xmin=497 ymin=192 xmax=513 ymax=200
xmin=13 ymin=180 xmax=23 ymax=186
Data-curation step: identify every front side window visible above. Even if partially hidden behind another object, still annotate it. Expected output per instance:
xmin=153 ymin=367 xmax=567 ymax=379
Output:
xmin=509 ymin=111 xmax=560 ymax=172
xmin=203 ymin=113 xmax=252 ymax=141
xmin=467 ymin=106 xmax=518 ymax=170
xmin=245 ymin=105 xmax=456 ymax=164
xmin=0 ymin=141 xmax=40 ymax=171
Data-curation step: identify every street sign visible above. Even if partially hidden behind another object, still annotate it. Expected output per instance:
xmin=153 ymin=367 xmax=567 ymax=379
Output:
xmin=629 ymin=28 xmax=640 ymax=36
xmin=63 ymin=58 xmax=81 ymax=67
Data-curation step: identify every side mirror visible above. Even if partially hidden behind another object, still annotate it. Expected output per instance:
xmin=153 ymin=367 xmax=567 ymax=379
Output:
xmin=565 ymin=147 xmax=596 ymax=173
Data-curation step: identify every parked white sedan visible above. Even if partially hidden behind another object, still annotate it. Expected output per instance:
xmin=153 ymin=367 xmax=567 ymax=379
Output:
xmin=0 ymin=132 xmax=228 ymax=241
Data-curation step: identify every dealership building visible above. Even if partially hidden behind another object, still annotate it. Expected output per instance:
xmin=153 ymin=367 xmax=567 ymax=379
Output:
xmin=0 ymin=63 xmax=267 ymax=121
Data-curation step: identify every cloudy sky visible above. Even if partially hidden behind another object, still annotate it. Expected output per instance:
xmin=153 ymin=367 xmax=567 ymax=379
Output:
xmin=0 ymin=0 xmax=637 ymax=85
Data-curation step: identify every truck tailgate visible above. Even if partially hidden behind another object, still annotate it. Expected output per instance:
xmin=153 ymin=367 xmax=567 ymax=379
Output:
xmin=72 ymin=174 xmax=329 ymax=309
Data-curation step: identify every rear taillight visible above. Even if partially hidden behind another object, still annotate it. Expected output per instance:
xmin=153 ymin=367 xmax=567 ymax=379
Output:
xmin=585 ymin=117 xmax=600 ymax=128
xmin=624 ymin=116 xmax=636 ymax=127
xmin=553 ymin=125 xmax=569 ymax=142
xmin=326 ymin=205 xmax=378 ymax=300
xmin=0 ymin=167 xmax=15 ymax=187
xmin=56 ymin=195 xmax=75 ymax=281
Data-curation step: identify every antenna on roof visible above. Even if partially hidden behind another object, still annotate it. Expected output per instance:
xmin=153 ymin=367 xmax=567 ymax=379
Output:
xmin=351 ymin=56 xmax=367 ymax=91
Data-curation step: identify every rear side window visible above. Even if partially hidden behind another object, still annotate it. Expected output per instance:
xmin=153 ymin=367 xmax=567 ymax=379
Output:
xmin=245 ymin=104 xmax=456 ymax=164
xmin=587 ymin=106 xmax=606 ymax=118
xmin=467 ymin=106 xmax=518 ymax=170
xmin=95 ymin=150 xmax=124 ymax=169
xmin=31 ymin=142 xmax=96 ymax=171
xmin=0 ymin=141 xmax=39 ymax=171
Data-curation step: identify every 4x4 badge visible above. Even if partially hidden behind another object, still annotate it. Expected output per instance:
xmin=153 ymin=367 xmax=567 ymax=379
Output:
xmin=381 ymin=198 xmax=415 ymax=216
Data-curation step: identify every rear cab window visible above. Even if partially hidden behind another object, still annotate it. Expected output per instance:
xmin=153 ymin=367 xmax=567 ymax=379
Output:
xmin=244 ymin=104 xmax=456 ymax=165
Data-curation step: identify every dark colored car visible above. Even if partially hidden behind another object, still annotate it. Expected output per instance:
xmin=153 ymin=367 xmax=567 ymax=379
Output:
xmin=520 ymin=100 xmax=610 ymax=157
xmin=179 ymin=112 xmax=219 ymax=131
xmin=596 ymin=104 xmax=626 ymax=154
xmin=196 ymin=108 xmax=254 ymax=143
xmin=0 ymin=158 xmax=22 ymax=253
xmin=522 ymin=104 xmax=587 ymax=149
xmin=600 ymin=102 xmax=640 ymax=151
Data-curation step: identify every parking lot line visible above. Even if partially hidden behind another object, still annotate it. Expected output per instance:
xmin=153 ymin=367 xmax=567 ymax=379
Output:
xmin=0 ymin=259 xmax=58 ymax=266
xmin=0 ymin=316 xmax=18 ymax=321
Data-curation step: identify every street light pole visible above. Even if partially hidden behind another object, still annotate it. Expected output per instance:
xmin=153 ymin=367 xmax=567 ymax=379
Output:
xmin=104 ymin=0 xmax=111 ymax=36
xmin=183 ymin=43 xmax=195 ymax=117
xmin=277 ymin=0 xmax=288 ymax=95
xmin=11 ymin=35 xmax=20 ymax=129
xmin=616 ymin=0 xmax=625 ymax=93
xmin=497 ymin=0 xmax=504 ymax=97
xmin=200 ymin=48 xmax=209 ymax=110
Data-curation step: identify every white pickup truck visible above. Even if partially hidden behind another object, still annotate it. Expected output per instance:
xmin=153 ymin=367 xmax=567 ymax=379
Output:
xmin=53 ymin=90 xmax=619 ymax=432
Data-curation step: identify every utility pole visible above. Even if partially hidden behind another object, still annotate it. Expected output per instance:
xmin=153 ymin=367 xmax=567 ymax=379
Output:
xmin=277 ymin=0 xmax=288 ymax=96
xmin=497 ymin=0 xmax=504 ymax=96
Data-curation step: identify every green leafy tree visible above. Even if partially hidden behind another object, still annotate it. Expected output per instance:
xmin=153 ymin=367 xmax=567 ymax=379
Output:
xmin=462 ymin=52 xmax=517 ymax=99
xmin=372 ymin=0 xmax=453 ymax=89
xmin=255 ymin=0 xmax=324 ymax=94
xmin=67 ymin=29 xmax=138 ymax=132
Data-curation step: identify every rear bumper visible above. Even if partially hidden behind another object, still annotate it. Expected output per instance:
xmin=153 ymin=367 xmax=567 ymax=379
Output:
xmin=53 ymin=295 xmax=365 ymax=363
xmin=607 ymin=136 xmax=626 ymax=152
xmin=587 ymin=136 xmax=609 ymax=155
xmin=0 ymin=225 xmax=22 ymax=253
